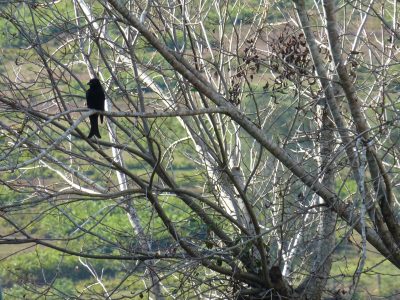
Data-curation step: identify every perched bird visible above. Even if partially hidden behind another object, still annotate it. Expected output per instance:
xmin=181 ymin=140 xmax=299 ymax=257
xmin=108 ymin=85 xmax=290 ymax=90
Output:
xmin=86 ymin=78 xmax=105 ymax=139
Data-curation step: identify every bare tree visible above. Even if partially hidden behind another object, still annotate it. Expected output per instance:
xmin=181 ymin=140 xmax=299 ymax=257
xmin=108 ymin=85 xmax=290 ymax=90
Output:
xmin=0 ymin=0 xmax=399 ymax=298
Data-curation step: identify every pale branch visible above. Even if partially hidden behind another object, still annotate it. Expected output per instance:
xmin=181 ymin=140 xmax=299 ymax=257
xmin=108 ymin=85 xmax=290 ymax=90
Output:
xmin=0 ymin=111 xmax=93 ymax=171
xmin=294 ymin=0 xmax=400 ymax=265
xmin=323 ymin=0 xmax=400 ymax=248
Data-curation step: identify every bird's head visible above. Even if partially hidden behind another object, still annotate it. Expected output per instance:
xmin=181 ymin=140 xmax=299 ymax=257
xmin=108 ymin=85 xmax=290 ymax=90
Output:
xmin=88 ymin=78 xmax=101 ymax=87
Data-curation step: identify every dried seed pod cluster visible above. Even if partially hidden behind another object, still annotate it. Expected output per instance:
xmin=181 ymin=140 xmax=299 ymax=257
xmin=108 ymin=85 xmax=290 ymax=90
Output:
xmin=268 ymin=25 xmax=315 ymax=91
xmin=228 ymin=38 xmax=261 ymax=106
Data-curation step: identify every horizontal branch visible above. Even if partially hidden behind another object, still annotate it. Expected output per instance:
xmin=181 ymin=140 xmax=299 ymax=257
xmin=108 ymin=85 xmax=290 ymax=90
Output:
xmin=0 ymin=96 xmax=229 ymax=119
xmin=45 ymin=107 xmax=230 ymax=119
xmin=0 ymin=238 xmax=182 ymax=261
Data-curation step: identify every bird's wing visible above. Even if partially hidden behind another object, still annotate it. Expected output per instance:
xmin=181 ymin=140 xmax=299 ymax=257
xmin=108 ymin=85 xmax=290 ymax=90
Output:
xmin=101 ymin=92 xmax=105 ymax=110
xmin=100 ymin=92 xmax=105 ymax=123
xmin=86 ymin=88 xmax=94 ymax=108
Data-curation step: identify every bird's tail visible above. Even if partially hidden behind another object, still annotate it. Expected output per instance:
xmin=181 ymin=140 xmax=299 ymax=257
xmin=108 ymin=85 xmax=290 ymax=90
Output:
xmin=88 ymin=115 xmax=101 ymax=139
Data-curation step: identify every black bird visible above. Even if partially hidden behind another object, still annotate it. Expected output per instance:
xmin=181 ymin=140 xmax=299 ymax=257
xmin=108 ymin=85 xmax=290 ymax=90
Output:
xmin=86 ymin=78 xmax=105 ymax=139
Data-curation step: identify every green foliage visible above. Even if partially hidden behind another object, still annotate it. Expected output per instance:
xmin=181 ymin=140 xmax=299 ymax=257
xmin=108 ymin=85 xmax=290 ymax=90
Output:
xmin=0 ymin=185 xmax=16 ymax=204
xmin=336 ymin=179 xmax=357 ymax=199
xmin=330 ymin=243 xmax=400 ymax=298
xmin=1 ymin=247 xmax=119 ymax=287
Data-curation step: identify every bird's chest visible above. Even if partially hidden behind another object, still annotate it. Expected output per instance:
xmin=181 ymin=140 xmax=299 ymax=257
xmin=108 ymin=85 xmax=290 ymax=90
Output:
xmin=86 ymin=89 xmax=104 ymax=109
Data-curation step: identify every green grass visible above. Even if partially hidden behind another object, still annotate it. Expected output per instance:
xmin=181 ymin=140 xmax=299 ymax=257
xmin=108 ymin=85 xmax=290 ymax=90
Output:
xmin=330 ymin=234 xmax=400 ymax=298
